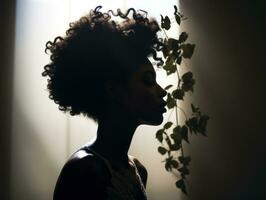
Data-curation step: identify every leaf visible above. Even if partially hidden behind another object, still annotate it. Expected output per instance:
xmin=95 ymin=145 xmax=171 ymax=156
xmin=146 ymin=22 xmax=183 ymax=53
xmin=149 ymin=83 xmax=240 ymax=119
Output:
xmin=165 ymin=136 xmax=172 ymax=147
xmin=172 ymin=125 xmax=180 ymax=134
xmin=172 ymin=88 xmax=185 ymax=100
xmin=166 ymin=93 xmax=176 ymax=109
xmin=180 ymin=43 xmax=195 ymax=58
xmin=174 ymin=5 xmax=181 ymax=25
xmin=198 ymin=115 xmax=210 ymax=136
xmin=176 ymin=179 xmax=184 ymax=188
xmin=182 ymin=71 xmax=193 ymax=81
xmin=165 ymin=156 xmax=178 ymax=171
xmin=175 ymin=14 xmax=181 ymax=25
xmin=180 ymin=125 xmax=189 ymax=143
xmin=172 ymin=49 xmax=181 ymax=60
xmin=160 ymin=15 xmax=171 ymax=30
xmin=156 ymin=129 xmax=164 ymax=143
xmin=167 ymin=38 xmax=179 ymax=51
xmin=164 ymin=121 xmax=173 ymax=129
xmin=170 ymin=125 xmax=182 ymax=145
xmin=158 ymin=146 xmax=167 ymax=155
xmin=162 ymin=44 xmax=170 ymax=58
xmin=179 ymin=32 xmax=188 ymax=43
xmin=165 ymin=55 xmax=174 ymax=66
xmin=176 ymin=56 xmax=182 ymax=65
xmin=186 ymin=117 xmax=198 ymax=134
xmin=178 ymin=156 xmax=191 ymax=166
xmin=185 ymin=114 xmax=209 ymax=136
xmin=171 ymin=127 xmax=182 ymax=144
xmin=164 ymin=84 xmax=173 ymax=90
xmin=170 ymin=143 xmax=180 ymax=151
xmin=163 ymin=54 xmax=177 ymax=75
xmin=170 ymin=160 xmax=179 ymax=168
xmin=178 ymin=166 xmax=190 ymax=175
xmin=172 ymin=125 xmax=189 ymax=143
xmin=182 ymin=80 xmax=195 ymax=92
xmin=176 ymin=179 xmax=187 ymax=195
xmin=165 ymin=160 xmax=172 ymax=171
xmin=191 ymin=103 xmax=200 ymax=113
xmin=163 ymin=58 xmax=177 ymax=76
xmin=181 ymin=72 xmax=195 ymax=92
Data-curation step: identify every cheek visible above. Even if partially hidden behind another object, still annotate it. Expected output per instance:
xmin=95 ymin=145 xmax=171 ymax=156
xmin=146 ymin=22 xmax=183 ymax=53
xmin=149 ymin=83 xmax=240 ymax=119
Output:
xmin=129 ymin=88 xmax=157 ymax=113
xmin=130 ymin=89 xmax=163 ymax=125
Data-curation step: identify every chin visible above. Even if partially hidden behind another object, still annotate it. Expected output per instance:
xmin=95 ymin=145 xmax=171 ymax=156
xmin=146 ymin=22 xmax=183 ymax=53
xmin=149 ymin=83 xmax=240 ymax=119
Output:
xmin=139 ymin=114 xmax=164 ymax=126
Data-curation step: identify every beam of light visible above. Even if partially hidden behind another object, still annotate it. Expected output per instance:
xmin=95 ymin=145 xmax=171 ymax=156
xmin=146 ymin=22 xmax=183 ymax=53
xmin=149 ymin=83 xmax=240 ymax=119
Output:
xmin=11 ymin=1 xmax=180 ymax=200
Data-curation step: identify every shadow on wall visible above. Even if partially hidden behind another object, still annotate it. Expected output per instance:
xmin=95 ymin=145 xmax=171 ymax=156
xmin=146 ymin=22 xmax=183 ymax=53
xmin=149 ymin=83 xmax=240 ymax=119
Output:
xmin=0 ymin=0 xmax=16 ymax=199
xmin=180 ymin=0 xmax=266 ymax=199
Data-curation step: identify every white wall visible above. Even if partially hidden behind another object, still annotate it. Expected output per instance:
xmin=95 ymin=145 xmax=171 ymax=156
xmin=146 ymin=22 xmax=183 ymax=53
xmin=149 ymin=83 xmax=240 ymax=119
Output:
xmin=11 ymin=0 xmax=184 ymax=200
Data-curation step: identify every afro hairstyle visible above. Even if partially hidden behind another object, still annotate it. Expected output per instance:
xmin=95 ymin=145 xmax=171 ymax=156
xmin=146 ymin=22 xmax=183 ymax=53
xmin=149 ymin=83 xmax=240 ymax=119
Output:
xmin=42 ymin=6 xmax=164 ymax=122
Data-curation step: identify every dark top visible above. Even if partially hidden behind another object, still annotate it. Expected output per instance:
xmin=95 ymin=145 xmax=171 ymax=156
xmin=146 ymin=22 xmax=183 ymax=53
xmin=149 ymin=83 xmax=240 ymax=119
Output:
xmin=53 ymin=146 xmax=148 ymax=200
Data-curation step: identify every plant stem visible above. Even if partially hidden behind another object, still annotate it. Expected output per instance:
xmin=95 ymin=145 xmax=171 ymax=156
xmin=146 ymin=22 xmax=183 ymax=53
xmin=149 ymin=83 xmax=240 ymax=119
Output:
xmin=161 ymin=28 xmax=169 ymax=39
xmin=175 ymin=102 xmax=179 ymax=126
xmin=176 ymin=67 xmax=181 ymax=88
xmin=176 ymin=105 xmax=188 ymax=121
xmin=167 ymin=107 xmax=174 ymax=122
xmin=176 ymin=68 xmax=185 ymax=164
xmin=163 ymin=132 xmax=172 ymax=157
xmin=175 ymin=67 xmax=180 ymax=125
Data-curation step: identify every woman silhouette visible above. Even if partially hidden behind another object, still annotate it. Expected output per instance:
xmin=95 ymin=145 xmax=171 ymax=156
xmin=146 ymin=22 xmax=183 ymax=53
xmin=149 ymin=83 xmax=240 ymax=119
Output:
xmin=42 ymin=6 xmax=167 ymax=200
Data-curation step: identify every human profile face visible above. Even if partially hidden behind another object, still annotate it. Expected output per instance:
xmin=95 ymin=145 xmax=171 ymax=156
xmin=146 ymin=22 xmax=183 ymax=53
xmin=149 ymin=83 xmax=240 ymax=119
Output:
xmin=122 ymin=58 xmax=167 ymax=125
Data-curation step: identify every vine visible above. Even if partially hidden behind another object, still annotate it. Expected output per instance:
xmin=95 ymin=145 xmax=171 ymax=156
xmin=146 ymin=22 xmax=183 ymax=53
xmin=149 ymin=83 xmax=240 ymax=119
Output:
xmin=156 ymin=5 xmax=210 ymax=195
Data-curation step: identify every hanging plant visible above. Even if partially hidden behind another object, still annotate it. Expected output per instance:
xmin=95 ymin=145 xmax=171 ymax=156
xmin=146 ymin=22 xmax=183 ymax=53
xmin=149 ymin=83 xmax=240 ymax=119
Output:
xmin=156 ymin=5 xmax=210 ymax=195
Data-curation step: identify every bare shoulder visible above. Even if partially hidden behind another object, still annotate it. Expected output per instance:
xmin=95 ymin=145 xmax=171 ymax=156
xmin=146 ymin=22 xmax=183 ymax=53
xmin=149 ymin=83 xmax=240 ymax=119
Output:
xmin=54 ymin=148 xmax=110 ymax=200
xmin=64 ymin=148 xmax=110 ymax=182
xmin=131 ymin=157 xmax=148 ymax=188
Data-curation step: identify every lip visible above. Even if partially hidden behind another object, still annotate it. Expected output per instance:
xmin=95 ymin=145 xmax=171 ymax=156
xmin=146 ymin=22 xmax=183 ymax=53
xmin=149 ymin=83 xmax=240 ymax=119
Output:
xmin=159 ymin=107 xmax=167 ymax=113
xmin=159 ymin=101 xmax=167 ymax=107
xmin=158 ymin=101 xmax=167 ymax=113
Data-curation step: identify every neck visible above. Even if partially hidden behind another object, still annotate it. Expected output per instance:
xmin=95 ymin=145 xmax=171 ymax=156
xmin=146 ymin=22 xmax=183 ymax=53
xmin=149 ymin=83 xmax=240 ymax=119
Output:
xmin=89 ymin=112 xmax=139 ymax=166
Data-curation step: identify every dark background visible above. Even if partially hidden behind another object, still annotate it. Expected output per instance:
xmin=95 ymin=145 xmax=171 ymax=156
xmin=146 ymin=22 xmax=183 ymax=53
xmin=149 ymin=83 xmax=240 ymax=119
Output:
xmin=0 ymin=0 xmax=16 ymax=199
xmin=1 ymin=0 xmax=265 ymax=199
xmin=180 ymin=0 xmax=266 ymax=199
